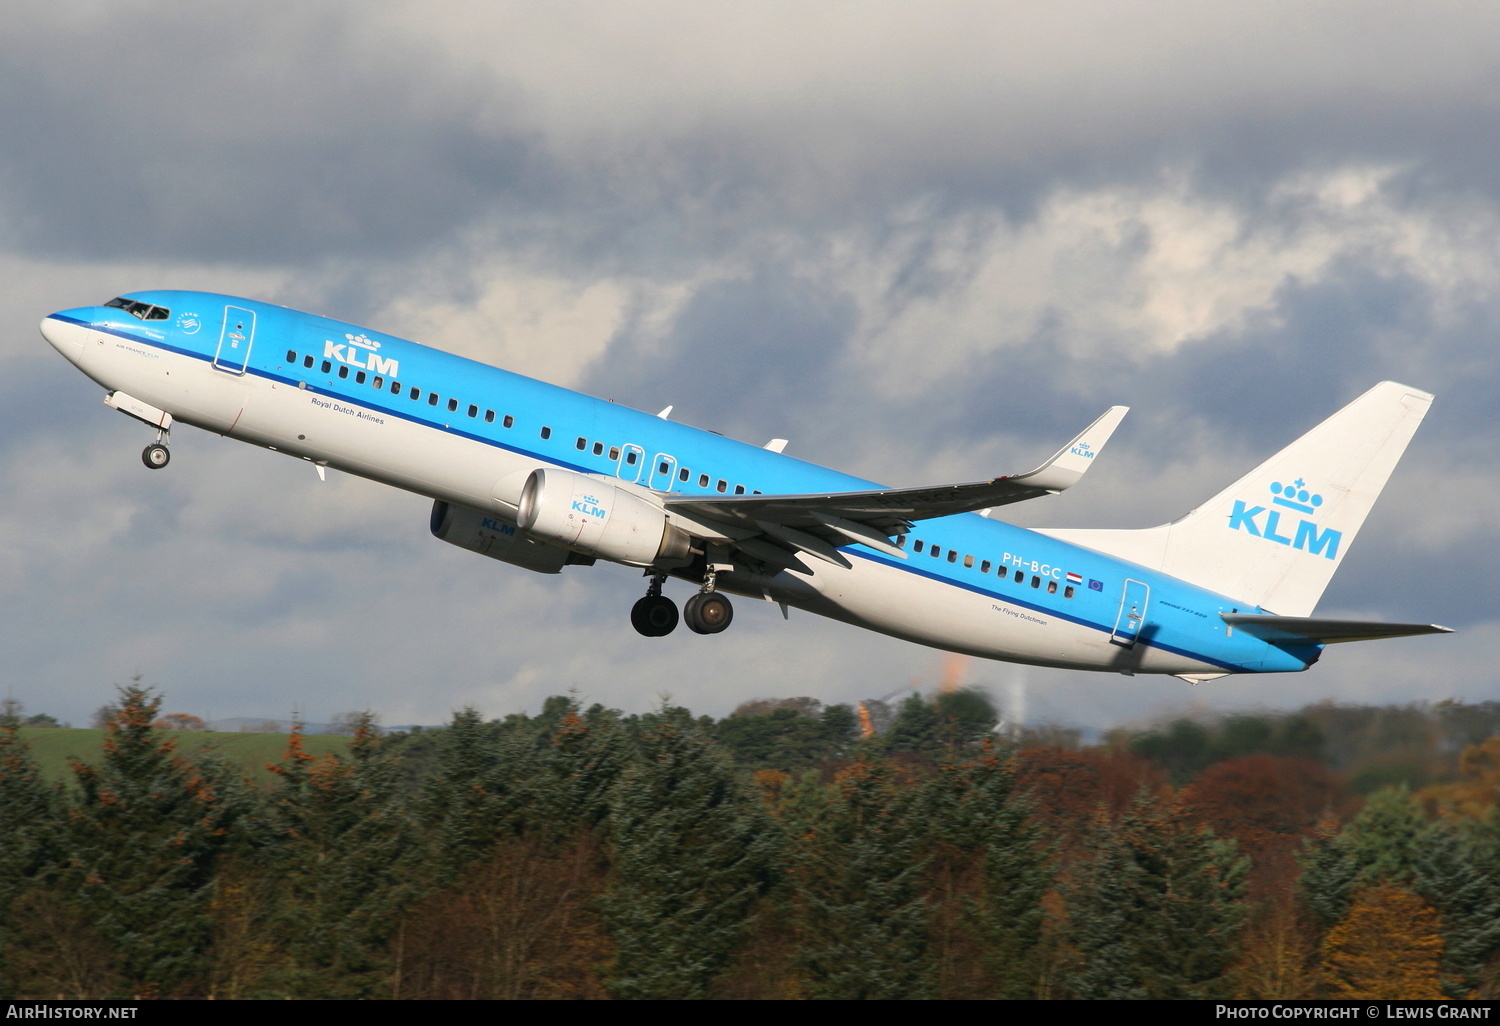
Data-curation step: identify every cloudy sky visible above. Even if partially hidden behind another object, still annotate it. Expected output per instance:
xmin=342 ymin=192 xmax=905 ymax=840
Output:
xmin=3 ymin=0 xmax=1496 ymax=732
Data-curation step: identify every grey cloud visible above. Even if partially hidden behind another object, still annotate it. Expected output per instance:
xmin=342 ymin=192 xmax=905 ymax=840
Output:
xmin=0 ymin=3 xmax=543 ymax=265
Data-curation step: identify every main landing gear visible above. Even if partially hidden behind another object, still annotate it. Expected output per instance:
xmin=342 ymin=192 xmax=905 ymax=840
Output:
xmin=631 ymin=575 xmax=679 ymax=637
xmin=630 ymin=568 xmax=735 ymax=637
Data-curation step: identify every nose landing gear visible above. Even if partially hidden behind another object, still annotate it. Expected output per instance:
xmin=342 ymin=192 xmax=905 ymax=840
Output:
xmin=142 ymin=437 xmax=170 ymax=469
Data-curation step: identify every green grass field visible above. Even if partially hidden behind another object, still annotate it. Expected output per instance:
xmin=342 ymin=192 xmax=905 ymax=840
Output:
xmin=17 ymin=728 xmax=353 ymax=786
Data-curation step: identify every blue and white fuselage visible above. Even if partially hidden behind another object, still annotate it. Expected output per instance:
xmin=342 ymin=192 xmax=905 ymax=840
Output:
xmin=40 ymin=291 xmax=1450 ymax=681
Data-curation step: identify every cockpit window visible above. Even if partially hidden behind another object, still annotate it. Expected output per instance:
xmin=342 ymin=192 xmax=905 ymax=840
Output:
xmin=104 ymin=297 xmax=170 ymax=321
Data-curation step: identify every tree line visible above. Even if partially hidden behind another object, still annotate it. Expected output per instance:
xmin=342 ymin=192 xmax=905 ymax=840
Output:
xmin=0 ymin=686 xmax=1497 ymax=999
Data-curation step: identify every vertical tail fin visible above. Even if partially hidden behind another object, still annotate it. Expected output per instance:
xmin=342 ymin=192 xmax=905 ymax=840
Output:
xmin=1040 ymin=382 xmax=1433 ymax=616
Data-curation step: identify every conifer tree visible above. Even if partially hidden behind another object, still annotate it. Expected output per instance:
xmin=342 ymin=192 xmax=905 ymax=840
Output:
xmin=419 ymin=706 xmax=542 ymax=876
xmin=50 ymin=685 xmax=247 ymax=997
xmin=1065 ymin=793 xmax=1248 ymax=999
xmin=257 ymin=714 xmax=419 ymax=998
xmin=0 ymin=709 xmax=60 ymax=992
xmin=795 ymin=756 xmax=936 ymax=999
xmin=601 ymin=708 xmax=773 ymax=999
xmin=922 ymin=740 xmax=1051 ymax=998
xmin=1414 ymin=819 xmax=1500 ymax=999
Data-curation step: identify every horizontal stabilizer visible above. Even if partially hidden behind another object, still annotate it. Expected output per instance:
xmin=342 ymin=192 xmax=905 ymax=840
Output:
xmin=1221 ymin=614 xmax=1453 ymax=646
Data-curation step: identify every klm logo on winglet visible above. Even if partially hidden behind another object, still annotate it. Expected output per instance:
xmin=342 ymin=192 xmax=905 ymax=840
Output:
xmin=1070 ymin=442 xmax=1095 ymax=459
xmin=324 ymin=333 xmax=399 ymax=376
xmin=1227 ymin=478 xmax=1342 ymax=560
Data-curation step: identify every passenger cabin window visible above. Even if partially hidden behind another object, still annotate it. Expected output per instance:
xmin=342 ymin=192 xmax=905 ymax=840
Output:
xmin=678 ymin=468 xmax=690 ymax=482
xmin=734 ymin=484 xmax=745 ymax=494
xmin=540 ymin=426 xmax=552 ymax=440
xmin=285 ymin=350 xmax=297 ymax=362
xmin=609 ymin=446 xmax=620 ymax=461
xmin=716 ymin=479 xmax=727 ymax=493
xmin=699 ymin=474 xmax=710 ymax=487
xmin=502 ymin=414 xmax=513 ymax=428
xmin=304 ymin=356 xmax=314 ymax=369
xmin=980 ymin=560 xmax=991 ymax=573
xmin=594 ymin=442 xmax=605 ymax=456
xmin=428 ymin=393 xmax=439 ymax=406
xmin=948 ymin=551 xmax=958 ymax=564
xmin=626 ymin=451 xmax=639 ymax=466
xmin=447 ymin=398 xmax=458 ymax=412
xmin=484 ymin=410 xmax=495 ymax=423
xmin=913 ymin=540 xmax=924 ymax=553
xmin=391 ymin=380 xmax=401 ymax=393
xmin=374 ymin=376 xmax=384 ymax=389
xmin=467 ymin=404 xmax=477 ymax=418
xmin=1065 ymin=585 xmax=1075 ymax=598
xmin=1047 ymin=580 xmax=1058 ymax=594
xmin=409 ymin=386 xmax=420 ymax=400
xmin=964 ymin=555 xmax=974 ymax=568
xmin=338 ymin=366 xmax=349 ymax=379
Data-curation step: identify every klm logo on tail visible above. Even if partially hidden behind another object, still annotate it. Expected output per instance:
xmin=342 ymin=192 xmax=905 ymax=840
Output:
xmin=1227 ymin=478 xmax=1342 ymax=560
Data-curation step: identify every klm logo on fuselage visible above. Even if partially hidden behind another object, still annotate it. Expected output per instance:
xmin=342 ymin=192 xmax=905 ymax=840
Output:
xmin=573 ymin=494 xmax=607 ymax=519
xmin=1227 ymin=478 xmax=1341 ymax=560
xmin=324 ymin=333 xmax=399 ymax=377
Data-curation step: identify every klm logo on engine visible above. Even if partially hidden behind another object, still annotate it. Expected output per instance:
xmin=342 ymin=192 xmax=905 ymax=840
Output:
xmin=573 ymin=494 xmax=607 ymax=519
xmin=1227 ymin=478 xmax=1342 ymax=560
xmin=324 ymin=333 xmax=399 ymax=376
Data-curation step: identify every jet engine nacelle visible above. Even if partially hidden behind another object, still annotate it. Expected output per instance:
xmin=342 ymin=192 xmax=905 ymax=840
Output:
xmin=430 ymin=500 xmax=595 ymax=575
xmin=517 ymin=468 xmax=692 ymax=567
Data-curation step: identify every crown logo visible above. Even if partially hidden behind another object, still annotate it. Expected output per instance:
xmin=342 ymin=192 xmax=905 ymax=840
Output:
xmin=1270 ymin=478 xmax=1323 ymax=515
xmin=344 ymin=332 xmax=381 ymax=350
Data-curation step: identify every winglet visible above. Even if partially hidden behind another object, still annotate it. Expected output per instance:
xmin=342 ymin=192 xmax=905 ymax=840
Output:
xmin=1009 ymin=406 xmax=1128 ymax=493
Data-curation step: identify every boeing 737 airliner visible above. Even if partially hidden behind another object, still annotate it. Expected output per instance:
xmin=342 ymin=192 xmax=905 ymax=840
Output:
xmin=41 ymin=292 xmax=1449 ymax=682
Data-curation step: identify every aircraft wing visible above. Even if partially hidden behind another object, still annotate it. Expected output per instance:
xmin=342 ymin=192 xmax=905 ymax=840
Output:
xmin=1221 ymin=614 xmax=1454 ymax=645
xmin=664 ymin=406 xmax=1127 ymax=565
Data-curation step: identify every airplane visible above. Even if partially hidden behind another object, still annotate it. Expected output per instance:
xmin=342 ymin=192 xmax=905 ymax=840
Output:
xmin=40 ymin=291 xmax=1450 ymax=683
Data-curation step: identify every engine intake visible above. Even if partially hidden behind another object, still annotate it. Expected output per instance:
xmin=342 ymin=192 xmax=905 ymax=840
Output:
xmin=517 ymin=468 xmax=692 ymax=567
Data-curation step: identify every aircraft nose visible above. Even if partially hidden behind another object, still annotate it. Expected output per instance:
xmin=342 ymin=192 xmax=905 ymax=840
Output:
xmin=40 ymin=310 xmax=92 ymax=364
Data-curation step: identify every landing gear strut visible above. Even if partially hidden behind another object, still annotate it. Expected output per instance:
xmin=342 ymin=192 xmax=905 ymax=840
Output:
xmin=631 ymin=574 xmax=679 ymax=637
xmin=683 ymin=564 xmax=734 ymax=635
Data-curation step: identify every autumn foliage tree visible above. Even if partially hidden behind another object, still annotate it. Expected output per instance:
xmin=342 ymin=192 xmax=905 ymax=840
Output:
xmin=1320 ymin=885 xmax=1445 ymax=999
